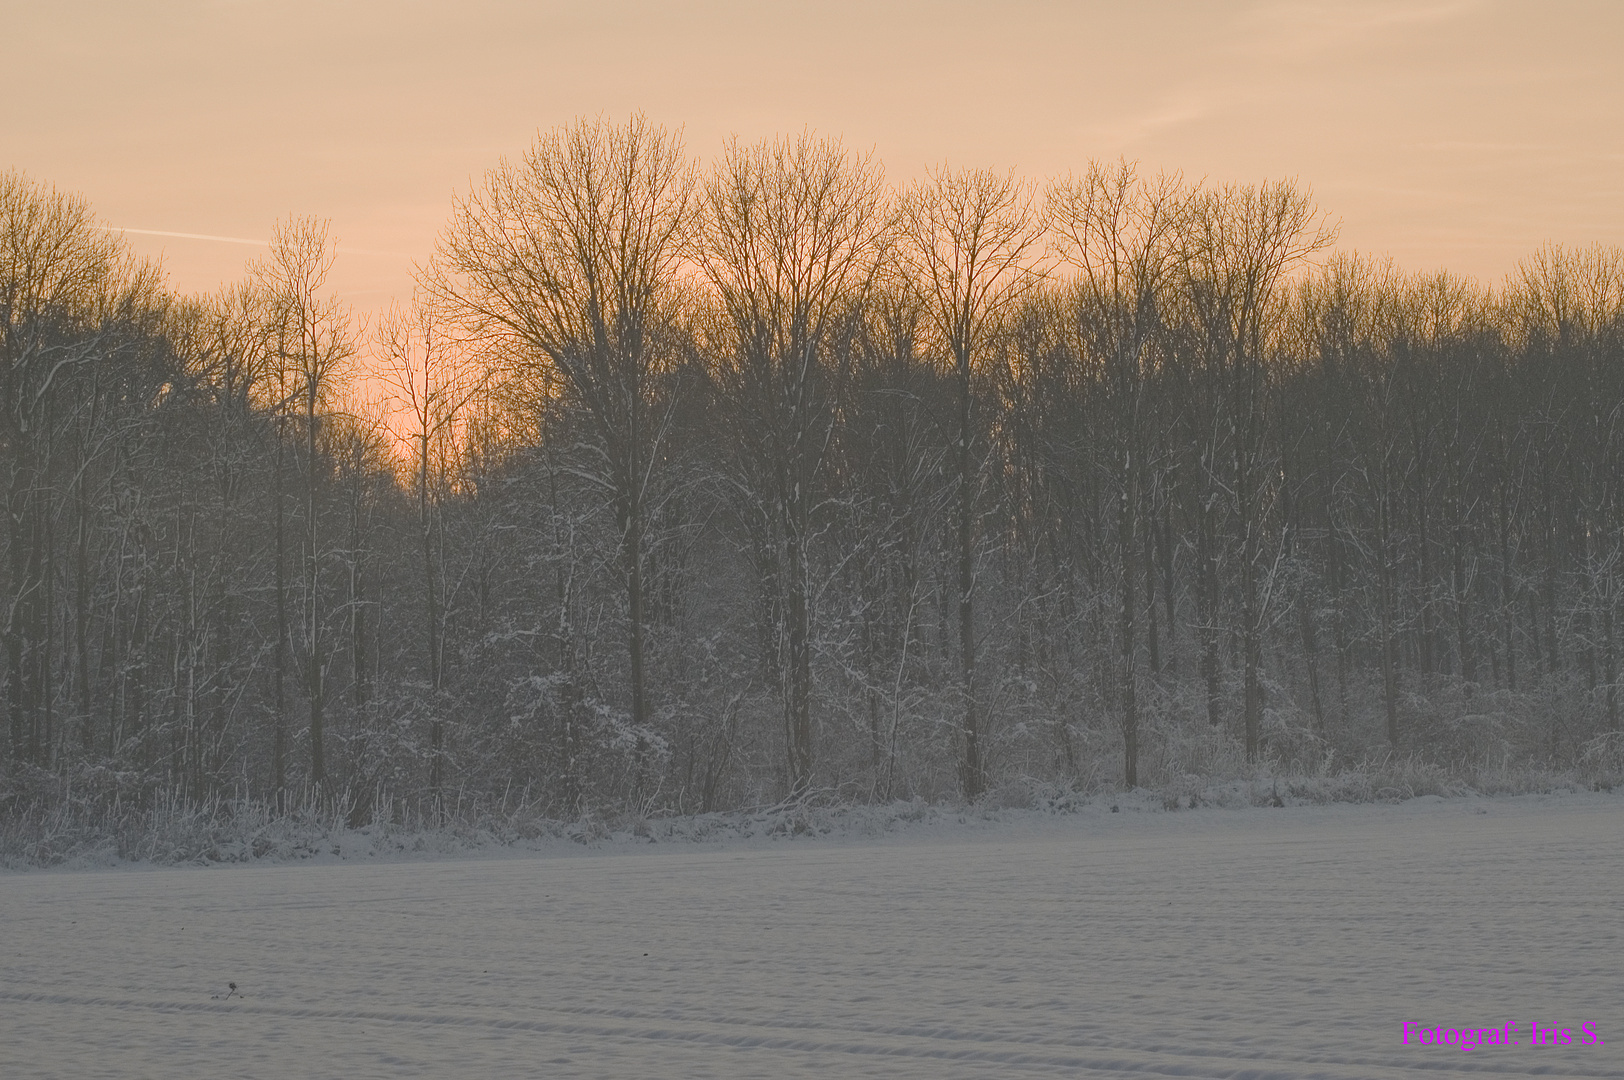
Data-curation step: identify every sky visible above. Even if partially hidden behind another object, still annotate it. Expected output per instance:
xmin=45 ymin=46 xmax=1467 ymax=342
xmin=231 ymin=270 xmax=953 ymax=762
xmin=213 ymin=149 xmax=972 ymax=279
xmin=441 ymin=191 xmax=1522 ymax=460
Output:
xmin=7 ymin=0 xmax=1622 ymax=312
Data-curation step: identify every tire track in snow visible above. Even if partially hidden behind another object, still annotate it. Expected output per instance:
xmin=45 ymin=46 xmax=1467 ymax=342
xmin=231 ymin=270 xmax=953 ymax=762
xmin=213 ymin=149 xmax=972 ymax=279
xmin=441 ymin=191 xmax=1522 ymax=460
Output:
xmin=2 ymin=990 xmax=1609 ymax=1079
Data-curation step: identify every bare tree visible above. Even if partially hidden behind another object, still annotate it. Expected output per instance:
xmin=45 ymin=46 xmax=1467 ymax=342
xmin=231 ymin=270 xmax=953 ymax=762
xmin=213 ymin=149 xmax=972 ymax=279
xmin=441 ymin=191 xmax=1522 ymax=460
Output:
xmin=253 ymin=216 xmax=353 ymax=791
xmin=1179 ymin=181 xmax=1335 ymax=760
xmin=376 ymin=301 xmax=481 ymax=805
xmin=427 ymin=115 xmax=692 ymax=786
xmin=1 ymin=170 xmax=159 ymax=764
xmin=1509 ymin=243 xmax=1624 ymax=733
xmin=899 ymin=164 xmax=1044 ymax=798
xmin=695 ymin=131 xmax=890 ymax=794
xmin=1047 ymin=159 xmax=1189 ymax=787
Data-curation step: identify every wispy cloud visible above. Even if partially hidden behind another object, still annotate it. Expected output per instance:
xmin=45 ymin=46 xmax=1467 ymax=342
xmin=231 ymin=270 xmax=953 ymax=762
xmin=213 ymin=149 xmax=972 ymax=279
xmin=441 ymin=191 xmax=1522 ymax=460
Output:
xmin=1082 ymin=98 xmax=1213 ymax=148
xmin=1421 ymin=140 xmax=1557 ymax=153
xmin=1245 ymin=0 xmax=1481 ymax=54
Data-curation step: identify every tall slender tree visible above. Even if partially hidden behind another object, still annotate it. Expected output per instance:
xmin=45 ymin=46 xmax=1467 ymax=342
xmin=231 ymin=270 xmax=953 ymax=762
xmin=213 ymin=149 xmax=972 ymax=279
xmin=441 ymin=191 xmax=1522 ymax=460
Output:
xmin=899 ymin=164 xmax=1044 ymax=798
xmin=695 ymin=131 xmax=890 ymax=795
xmin=1178 ymin=181 xmax=1334 ymax=760
xmin=253 ymin=216 xmax=352 ymax=790
xmin=1047 ymin=160 xmax=1188 ymax=787
xmin=377 ymin=301 xmax=480 ymax=806
xmin=427 ymin=114 xmax=694 ymax=789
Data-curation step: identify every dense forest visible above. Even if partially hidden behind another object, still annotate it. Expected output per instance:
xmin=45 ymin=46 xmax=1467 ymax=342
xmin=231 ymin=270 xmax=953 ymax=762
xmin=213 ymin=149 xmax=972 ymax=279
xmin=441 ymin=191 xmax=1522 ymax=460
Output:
xmin=5 ymin=117 xmax=1623 ymax=837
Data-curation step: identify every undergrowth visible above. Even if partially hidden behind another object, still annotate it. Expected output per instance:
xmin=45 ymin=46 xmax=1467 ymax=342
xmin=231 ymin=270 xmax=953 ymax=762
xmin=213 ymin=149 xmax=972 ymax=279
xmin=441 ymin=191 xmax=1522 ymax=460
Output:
xmin=3 ymin=744 xmax=1618 ymax=869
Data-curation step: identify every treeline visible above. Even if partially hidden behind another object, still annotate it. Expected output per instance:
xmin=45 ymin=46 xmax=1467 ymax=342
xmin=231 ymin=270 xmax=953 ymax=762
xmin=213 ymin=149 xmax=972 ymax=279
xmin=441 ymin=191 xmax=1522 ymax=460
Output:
xmin=4 ymin=117 xmax=1623 ymax=822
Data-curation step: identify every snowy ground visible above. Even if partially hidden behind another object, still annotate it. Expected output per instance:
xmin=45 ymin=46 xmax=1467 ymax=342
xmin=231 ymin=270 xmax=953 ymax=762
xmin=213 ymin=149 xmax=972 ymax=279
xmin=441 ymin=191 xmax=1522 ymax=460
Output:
xmin=2 ymin=794 xmax=1620 ymax=1079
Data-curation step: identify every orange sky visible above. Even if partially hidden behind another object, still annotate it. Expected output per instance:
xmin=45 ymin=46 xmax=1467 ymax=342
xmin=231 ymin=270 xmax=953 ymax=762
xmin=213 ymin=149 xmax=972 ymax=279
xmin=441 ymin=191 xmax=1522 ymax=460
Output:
xmin=9 ymin=0 xmax=1622 ymax=311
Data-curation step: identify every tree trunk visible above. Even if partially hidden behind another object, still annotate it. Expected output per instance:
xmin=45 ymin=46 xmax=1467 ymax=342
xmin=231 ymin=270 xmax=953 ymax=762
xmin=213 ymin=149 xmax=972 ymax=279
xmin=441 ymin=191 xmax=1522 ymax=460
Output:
xmin=1120 ymin=444 xmax=1138 ymax=788
xmin=1198 ymin=494 xmax=1221 ymax=727
xmin=273 ymin=403 xmax=288 ymax=803
xmin=956 ymin=342 xmax=981 ymax=799
xmin=422 ymin=434 xmax=443 ymax=810
xmin=306 ymin=385 xmax=325 ymax=788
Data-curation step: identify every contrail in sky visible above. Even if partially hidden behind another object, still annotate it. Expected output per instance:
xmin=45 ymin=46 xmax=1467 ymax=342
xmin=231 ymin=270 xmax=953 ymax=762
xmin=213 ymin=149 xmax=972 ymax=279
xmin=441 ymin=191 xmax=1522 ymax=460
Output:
xmin=109 ymin=226 xmax=266 ymax=245
xmin=103 ymin=226 xmax=413 ymax=258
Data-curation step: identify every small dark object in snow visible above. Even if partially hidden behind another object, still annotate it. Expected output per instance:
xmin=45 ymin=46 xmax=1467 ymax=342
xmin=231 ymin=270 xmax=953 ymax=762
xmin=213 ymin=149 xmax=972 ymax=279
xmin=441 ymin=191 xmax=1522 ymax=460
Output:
xmin=1110 ymin=805 xmax=1119 ymax=813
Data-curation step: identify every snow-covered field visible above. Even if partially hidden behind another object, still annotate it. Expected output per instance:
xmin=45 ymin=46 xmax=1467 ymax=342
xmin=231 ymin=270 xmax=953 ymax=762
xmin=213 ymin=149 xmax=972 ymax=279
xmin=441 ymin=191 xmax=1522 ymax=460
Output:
xmin=2 ymin=794 xmax=1619 ymax=1079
